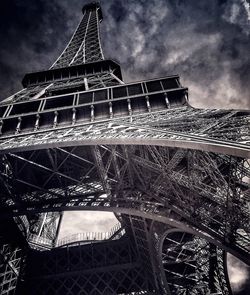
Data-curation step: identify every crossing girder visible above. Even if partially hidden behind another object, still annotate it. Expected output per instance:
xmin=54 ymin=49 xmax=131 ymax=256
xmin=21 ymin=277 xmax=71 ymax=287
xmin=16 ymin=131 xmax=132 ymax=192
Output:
xmin=0 ymin=144 xmax=249 ymax=265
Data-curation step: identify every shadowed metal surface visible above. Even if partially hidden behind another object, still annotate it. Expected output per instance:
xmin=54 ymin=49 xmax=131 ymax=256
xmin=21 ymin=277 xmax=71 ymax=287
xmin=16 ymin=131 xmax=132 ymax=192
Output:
xmin=0 ymin=2 xmax=249 ymax=294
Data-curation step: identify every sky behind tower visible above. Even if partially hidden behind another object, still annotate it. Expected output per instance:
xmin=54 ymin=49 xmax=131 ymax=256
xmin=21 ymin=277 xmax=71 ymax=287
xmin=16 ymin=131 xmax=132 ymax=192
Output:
xmin=0 ymin=0 xmax=249 ymax=294
xmin=0 ymin=0 xmax=250 ymax=109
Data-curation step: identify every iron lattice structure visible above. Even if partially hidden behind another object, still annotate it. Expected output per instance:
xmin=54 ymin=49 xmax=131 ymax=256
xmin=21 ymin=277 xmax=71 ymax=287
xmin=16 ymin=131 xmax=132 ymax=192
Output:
xmin=0 ymin=2 xmax=249 ymax=294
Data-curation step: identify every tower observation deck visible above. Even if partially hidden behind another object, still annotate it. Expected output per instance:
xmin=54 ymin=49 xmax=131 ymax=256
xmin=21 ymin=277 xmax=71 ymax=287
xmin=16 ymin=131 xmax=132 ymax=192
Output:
xmin=0 ymin=2 xmax=249 ymax=295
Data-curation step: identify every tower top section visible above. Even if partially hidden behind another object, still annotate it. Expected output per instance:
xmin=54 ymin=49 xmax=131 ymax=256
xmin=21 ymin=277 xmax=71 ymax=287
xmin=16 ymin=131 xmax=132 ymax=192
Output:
xmin=50 ymin=2 xmax=104 ymax=69
xmin=20 ymin=1 xmax=123 ymax=94
xmin=82 ymin=2 xmax=103 ymax=21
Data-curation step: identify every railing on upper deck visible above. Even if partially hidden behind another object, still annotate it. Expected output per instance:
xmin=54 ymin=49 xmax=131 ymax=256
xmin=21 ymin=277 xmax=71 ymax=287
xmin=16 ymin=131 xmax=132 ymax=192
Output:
xmin=0 ymin=76 xmax=188 ymax=137
xmin=56 ymin=223 xmax=125 ymax=248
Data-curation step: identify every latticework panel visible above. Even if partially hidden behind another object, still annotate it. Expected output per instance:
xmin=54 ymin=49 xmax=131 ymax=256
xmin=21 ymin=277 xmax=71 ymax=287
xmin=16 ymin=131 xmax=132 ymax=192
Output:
xmin=27 ymin=212 xmax=63 ymax=250
xmin=51 ymin=3 xmax=104 ymax=69
xmin=147 ymin=221 xmax=233 ymax=294
xmin=128 ymin=216 xmax=159 ymax=290
xmin=0 ymin=243 xmax=23 ymax=295
xmin=0 ymin=143 xmax=249 ymax=265
xmin=0 ymin=106 xmax=248 ymax=157
xmin=160 ymin=232 xmax=231 ymax=294
xmin=21 ymin=238 xmax=154 ymax=294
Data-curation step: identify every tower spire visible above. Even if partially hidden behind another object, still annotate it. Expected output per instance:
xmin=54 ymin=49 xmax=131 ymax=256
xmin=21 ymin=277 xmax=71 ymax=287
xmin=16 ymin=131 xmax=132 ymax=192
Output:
xmin=51 ymin=2 xmax=104 ymax=69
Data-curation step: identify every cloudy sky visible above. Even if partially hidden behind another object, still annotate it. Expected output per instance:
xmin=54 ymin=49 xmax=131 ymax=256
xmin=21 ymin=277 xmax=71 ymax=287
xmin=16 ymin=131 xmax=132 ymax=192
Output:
xmin=0 ymin=0 xmax=249 ymax=293
xmin=0 ymin=0 xmax=250 ymax=108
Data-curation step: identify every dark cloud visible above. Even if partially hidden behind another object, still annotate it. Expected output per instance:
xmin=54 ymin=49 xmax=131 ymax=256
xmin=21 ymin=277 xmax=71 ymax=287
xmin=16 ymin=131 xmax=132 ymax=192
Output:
xmin=0 ymin=0 xmax=249 ymax=108
xmin=101 ymin=0 xmax=250 ymax=108
xmin=0 ymin=0 xmax=81 ymax=99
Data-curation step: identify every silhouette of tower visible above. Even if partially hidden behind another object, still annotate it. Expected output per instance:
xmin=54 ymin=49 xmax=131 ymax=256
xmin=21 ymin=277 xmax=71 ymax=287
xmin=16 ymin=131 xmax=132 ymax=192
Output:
xmin=0 ymin=2 xmax=249 ymax=294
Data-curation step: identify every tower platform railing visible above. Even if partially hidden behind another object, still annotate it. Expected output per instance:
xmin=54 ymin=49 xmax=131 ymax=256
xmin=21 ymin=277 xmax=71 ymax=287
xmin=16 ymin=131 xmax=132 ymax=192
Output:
xmin=56 ymin=222 xmax=125 ymax=247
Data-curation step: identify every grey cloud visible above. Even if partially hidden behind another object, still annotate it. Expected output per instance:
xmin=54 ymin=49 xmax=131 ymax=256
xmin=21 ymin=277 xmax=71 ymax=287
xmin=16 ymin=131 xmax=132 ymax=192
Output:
xmin=1 ymin=0 xmax=249 ymax=108
xmin=223 ymin=0 xmax=250 ymax=35
xmin=58 ymin=211 xmax=118 ymax=239
xmin=101 ymin=0 xmax=250 ymax=109
xmin=228 ymin=253 xmax=250 ymax=293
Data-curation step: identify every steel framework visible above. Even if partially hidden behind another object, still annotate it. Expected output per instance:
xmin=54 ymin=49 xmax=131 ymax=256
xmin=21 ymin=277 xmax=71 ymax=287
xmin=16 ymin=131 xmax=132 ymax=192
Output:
xmin=0 ymin=2 xmax=249 ymax=294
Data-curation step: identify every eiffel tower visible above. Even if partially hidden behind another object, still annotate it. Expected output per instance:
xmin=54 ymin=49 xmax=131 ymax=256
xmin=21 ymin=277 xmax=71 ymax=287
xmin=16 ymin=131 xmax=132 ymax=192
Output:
xmin=0 ymin=2 xmax=249 ymax=295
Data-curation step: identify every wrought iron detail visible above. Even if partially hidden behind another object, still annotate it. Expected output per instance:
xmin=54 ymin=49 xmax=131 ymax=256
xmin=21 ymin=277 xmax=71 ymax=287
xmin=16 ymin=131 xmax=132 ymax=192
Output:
xmin=0 ymin=1 xmax=249 ymax=294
